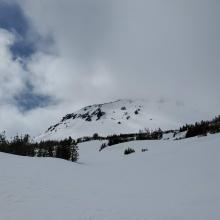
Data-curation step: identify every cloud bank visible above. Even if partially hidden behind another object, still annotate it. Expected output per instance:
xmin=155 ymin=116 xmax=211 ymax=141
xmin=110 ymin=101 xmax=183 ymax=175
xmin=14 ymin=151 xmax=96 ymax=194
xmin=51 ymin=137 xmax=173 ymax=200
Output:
xmin=0 ymin=0 xmax=219 ymax=137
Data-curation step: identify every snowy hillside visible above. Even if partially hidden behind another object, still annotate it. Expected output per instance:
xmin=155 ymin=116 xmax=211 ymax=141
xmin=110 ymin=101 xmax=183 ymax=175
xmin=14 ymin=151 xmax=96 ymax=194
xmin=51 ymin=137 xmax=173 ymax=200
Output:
xmin=1 ymin=134 xmax=220 ymax=220
xmin=36 ymin=99 xmax=204 ymax=141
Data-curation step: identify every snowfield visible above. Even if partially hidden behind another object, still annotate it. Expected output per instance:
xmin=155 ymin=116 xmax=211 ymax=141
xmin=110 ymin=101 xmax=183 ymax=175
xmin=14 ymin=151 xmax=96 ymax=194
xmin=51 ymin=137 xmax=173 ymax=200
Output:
xmin=1 ymin=134 xmax=220 ymax=220
xmin=36 ymin=99 xmax=208 ymax=141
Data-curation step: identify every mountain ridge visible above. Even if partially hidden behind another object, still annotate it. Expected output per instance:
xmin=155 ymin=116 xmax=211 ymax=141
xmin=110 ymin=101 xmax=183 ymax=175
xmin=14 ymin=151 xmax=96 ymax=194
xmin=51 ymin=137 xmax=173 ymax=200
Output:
xmin=35 ymin=99 xmax=206 ymax=141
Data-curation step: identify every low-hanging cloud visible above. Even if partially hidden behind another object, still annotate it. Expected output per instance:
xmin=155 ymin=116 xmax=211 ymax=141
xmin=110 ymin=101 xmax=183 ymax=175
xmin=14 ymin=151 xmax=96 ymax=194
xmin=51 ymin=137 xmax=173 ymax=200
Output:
xmin=20 ymin=0 xmax=220 ymax=104
xmin=0 ymin=0 xmax=220 ymax=136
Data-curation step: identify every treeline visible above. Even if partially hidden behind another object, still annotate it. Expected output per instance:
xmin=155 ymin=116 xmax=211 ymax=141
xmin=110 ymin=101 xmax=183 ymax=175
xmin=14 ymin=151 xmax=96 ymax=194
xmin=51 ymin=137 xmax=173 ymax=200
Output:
xmin=75 ymin=128 xmax=163 ymax=148
xmin=0 ymin=133 xmax=79 ymax=162
xmin=107 ymin=128 xmax=163 ymax=146
xmin=76 ymin=133 xmax=106 ymax=144
xmin=2 ymin=114 xmax=219 ymax=159
xmin=76 ymin=129 xmax=163 ymax=148
xmin=74 ymin=129 xmax=164 ymax=151
xmin=179 ymin=115 xmax=220 ymax=138
xmin=76 ymin=114 xmax=220 ymax=148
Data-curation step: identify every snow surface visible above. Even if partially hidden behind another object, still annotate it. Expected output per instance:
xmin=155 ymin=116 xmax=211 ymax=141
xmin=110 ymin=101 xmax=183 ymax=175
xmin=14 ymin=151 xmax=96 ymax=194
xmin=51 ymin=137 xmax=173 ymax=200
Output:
xmin=1 ymin=134 xmax=220 ymax=220
xmin=36 ymin=99 xmax=208 ymax=141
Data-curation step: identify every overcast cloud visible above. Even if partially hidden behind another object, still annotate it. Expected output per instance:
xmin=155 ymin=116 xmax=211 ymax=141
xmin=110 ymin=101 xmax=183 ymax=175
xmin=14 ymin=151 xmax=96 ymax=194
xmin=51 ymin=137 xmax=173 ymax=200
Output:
xmin=0 ymin=0 xmax=219 ymax=137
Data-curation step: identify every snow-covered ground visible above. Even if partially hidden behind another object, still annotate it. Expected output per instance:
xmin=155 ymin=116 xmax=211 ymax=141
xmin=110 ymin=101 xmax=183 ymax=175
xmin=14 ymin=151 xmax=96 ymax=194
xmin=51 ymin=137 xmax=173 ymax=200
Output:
xmin=1 ymin=134 xmax=220 ymax=220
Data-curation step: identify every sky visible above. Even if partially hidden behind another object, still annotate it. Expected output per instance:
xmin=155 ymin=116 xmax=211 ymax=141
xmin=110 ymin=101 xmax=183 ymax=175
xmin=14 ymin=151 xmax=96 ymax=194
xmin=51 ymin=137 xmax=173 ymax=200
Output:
xmin=0 ymin=0 xmax=219 ymax=137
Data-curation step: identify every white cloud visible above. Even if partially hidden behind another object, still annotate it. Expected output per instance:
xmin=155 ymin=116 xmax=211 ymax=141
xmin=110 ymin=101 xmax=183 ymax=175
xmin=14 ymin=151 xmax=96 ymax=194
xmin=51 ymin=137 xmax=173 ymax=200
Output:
xmin=19 ymin=0 xmax=220 ymax=107
xmin=0 ymin=29 xmax=25 ymax=102
xmin=0 ymin=29 xmax=116 ymax=137
xmin=0 ymin=0 xmax=220 ymax=137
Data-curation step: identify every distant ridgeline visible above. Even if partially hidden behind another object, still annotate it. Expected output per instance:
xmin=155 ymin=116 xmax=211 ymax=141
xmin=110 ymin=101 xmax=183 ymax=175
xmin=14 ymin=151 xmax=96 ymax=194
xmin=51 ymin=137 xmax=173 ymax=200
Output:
xmin=0 ymin=115 xmax=219 ymax=160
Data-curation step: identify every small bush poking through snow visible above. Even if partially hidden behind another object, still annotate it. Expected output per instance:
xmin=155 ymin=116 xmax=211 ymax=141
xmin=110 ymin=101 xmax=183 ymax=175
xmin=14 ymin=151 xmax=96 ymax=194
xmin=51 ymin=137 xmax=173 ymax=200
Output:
xmin=99 ymin=143 xmax=107 ymax=152
xmin=124 ymin=148 xmax=135 ymax=155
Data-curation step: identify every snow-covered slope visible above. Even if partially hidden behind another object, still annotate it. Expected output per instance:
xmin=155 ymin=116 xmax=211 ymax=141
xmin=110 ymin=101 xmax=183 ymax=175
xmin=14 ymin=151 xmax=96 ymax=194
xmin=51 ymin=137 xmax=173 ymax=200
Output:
xmin=1 ymin=134 xmax=220 ymax=220
xmin=36 ymin=99 xmax=204 ymax=140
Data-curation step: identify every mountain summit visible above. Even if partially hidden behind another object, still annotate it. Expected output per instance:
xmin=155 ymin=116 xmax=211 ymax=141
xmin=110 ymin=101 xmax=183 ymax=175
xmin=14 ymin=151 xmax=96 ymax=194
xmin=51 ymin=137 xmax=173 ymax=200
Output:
xmin=36 ymin=99 xmax=203 ymax=141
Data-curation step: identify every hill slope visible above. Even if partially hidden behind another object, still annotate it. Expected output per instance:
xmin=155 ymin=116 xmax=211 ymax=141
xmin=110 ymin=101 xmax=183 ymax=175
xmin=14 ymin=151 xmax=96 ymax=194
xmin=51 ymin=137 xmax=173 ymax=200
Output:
xmin=36 ymin=99 xmax=204 ymax=140
xmin=1 ymin=134 xmax=220 ymax=220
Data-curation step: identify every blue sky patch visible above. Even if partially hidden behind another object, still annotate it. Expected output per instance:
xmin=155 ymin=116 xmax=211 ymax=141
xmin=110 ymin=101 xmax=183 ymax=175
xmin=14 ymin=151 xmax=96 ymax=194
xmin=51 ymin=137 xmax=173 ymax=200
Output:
xmin=13 ymin=82 xmax=55 ymax=112
xmin=0 ymin=1 xmax=55 ymax=111
xmin=0 ymin=1 xmax=37 ymax=58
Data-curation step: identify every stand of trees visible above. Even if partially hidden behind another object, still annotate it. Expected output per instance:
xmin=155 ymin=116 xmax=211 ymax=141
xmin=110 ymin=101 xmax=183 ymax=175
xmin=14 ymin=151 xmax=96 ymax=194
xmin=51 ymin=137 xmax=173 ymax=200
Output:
xmin=0 ymin=134 xmax=79 ymax=162
xmin=1 ymin=114 xmax=219 ymax=160
xmin=107 ymin=128 xmax=163 ymax=146
xmin=179 ymin=115 xmax=220 ymax=138
xmin=124 ymin=148 xmax=135 ymax=155
xmin=76 ymin=115 xmax=220 ymax=149
xmin=75 ymin=128 xmax=163 ymax=148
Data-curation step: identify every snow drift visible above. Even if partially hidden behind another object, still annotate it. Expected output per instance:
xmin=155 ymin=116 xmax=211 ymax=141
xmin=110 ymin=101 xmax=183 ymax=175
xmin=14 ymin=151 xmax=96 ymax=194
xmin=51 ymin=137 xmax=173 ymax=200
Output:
xmin=1 ymin=133 xmax=220 ymax=220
